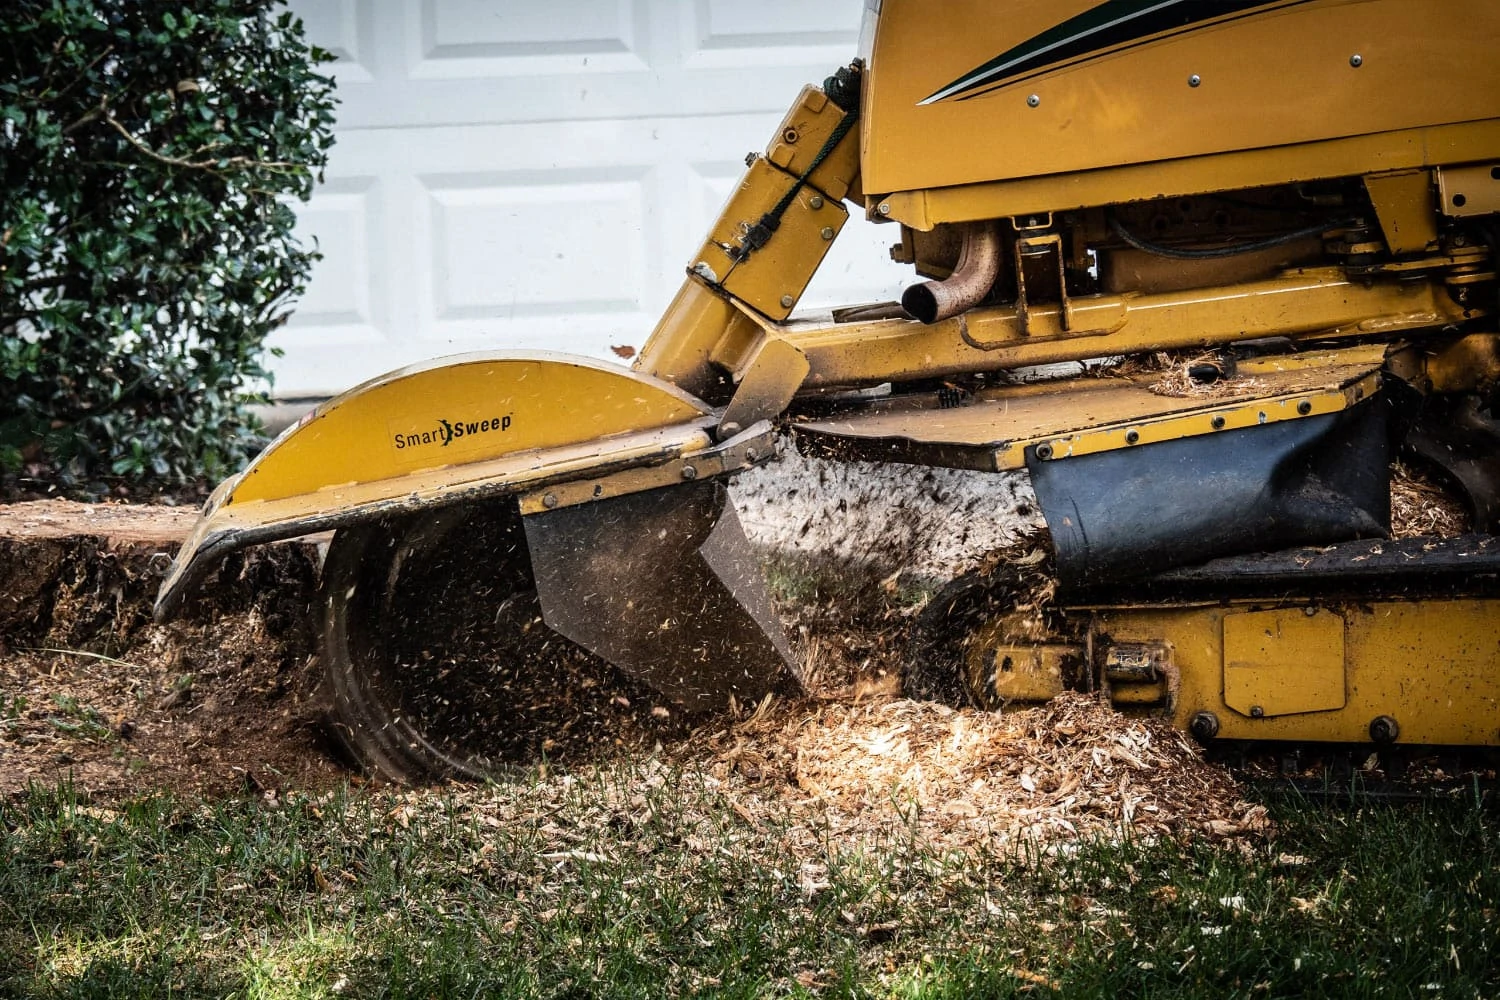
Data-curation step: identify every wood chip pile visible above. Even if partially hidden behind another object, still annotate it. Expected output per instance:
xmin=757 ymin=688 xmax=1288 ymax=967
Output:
xmin=692 ymin=692 xmax=1263 ymax=853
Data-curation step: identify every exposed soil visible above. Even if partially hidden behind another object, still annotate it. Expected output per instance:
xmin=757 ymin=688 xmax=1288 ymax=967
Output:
xmin=0 ymin=501 xmax=339 ymax=798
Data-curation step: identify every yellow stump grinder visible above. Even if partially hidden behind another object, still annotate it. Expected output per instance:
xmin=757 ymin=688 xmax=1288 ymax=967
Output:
xmin=158 ymin=0 xmax=1500 ymax=780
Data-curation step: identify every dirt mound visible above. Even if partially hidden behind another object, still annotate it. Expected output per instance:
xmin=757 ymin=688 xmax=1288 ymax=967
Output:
xmin=0 ymin=501 xmax=339 ymax=798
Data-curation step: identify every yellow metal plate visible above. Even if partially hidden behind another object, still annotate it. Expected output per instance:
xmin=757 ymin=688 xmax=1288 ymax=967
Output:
xmin=231 ymin=352 xmax=708 ymax=505
xmin=1097 ymin=600 xmax=1500 ymax=745
xmin=795 ymin=345 xmax=1385 ymax=471
xmin=697 ymin=157 xmax=849 ymax=321
xmin=1223 ymin=608 xmax=1346 ymax=718
xmin=863 ymin=0 xmax=1500 ymax=199
xmin=157 ymin=353 xmax=721 ymax=618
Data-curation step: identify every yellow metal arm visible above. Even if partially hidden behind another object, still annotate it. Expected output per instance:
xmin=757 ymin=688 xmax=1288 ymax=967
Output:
xmin=634 ymin=70 xmax=863 ymax=403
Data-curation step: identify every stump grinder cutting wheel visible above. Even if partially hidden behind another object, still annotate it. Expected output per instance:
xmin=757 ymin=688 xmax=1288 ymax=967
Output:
xmin=160 ymin=0 xmax=1500 ymax=779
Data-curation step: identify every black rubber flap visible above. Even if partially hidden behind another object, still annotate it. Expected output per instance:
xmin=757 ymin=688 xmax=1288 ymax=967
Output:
xmin=523 ymin=479 xmax=797 ymax=712
xmin=1028 ymin=401 xmax=1391 ymax=588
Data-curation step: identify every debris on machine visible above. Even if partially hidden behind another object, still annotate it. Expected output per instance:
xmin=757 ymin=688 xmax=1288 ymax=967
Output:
xmin=1389 ymin=460 xmax=1470 ymax=538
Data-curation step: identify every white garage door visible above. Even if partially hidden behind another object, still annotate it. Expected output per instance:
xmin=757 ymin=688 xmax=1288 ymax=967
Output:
xmin=274 ymin=0 xmax=911 ymax=396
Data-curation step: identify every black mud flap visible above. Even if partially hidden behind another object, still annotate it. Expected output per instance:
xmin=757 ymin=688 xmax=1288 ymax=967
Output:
xmin=523 ymin=479 xmax=797 ymax=712
xmin=1028 ymin=400 xmax=1391 ymax=588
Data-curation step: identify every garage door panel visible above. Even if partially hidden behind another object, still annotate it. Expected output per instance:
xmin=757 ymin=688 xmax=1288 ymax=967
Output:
xmin=684 ymin=0 xmax=860 ymax=69
xmin=288 ymin=176 xmax=382 ymax=330
xmin=409 ymin=0 xmax=652 ymax=79
xmin=422 ymin=169 xmax=650 ymax=323
xmin=293 ymin=0 xmax=376 ymax=83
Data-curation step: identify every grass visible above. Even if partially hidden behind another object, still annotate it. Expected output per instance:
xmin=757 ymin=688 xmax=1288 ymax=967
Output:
xmin=0 ymin=766 xmax=1495 ymax=999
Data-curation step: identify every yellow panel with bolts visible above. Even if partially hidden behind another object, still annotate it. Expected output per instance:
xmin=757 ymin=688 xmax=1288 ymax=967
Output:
xmin=693 ymin=157 xmax=849 ymax=321
xmin=765 ymin=86 xmax=860 ymax=204
xmin=1222 ymin=608 xmax=1346 ymax=718
xmin=794 ymin=346 xmax=1384 ymax=471
xmin=1095 ymin=600 xmax=1500 ymax=745
xmin=862 ymin=0 xmax=1500 ymax=208
xmin=787 ymin=267 xmax=1466 ymax=391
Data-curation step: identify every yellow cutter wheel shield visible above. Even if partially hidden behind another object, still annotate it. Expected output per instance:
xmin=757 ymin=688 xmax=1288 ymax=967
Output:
xmin=155 ymin=352 xmax=796 ymax=777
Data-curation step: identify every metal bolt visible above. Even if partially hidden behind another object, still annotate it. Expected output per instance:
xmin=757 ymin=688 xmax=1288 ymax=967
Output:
xmin=782 ymin=127 xmax=799 ymax=143
xmin=1304 ymin=606 xmax=1317 ymax=617
xmin=745 ymin=447 xmax=758 ymax=462
xmin=877 ymin=202 xmax=891 ymax=216
xmin=719 ymin=421 xmax=742 ymax=438
xmin=1349 ymin=53 xmax=1363 ymax=67
xmin=1370 ymin=715 xmax=1400 ymax=744
xmin=542 ymin=493 xmax=558 ymax=509
xmin=1189 ymin=711 xmax=1220 ymax=742
xmin=1125 ymin=429 xmax=1140 ymax=445
xmin=779 ymin=294 xmax=795 ymax=308
xmin=1211 ymin=415 xmax=1226 ymax=430
xmin=681 ymin=465 xmax=698 ymax=481
xmin=1026 ymin=93 xmax=1040 ymax=108
xmin=1035 ymin=442 xmax=1054 ymax=460
xmin=1297 ymin=400 xmax=1312 ymax=415
xmin=1188 ymin=74 xmax=1201 ymax=87
xmin=1250 ymin=705 xmax=1265 ymax=718
xmin=744 ymin=151 xmax=757 ymax=167
xmin=809 ymin=194 xmax=824 ymax=209
xmin=820 ymin=226 xmax=835 ymax=240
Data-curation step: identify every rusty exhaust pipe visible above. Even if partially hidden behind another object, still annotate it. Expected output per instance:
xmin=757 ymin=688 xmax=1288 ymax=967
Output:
xmin=901 ymin=223 xmax=1002 ymax=324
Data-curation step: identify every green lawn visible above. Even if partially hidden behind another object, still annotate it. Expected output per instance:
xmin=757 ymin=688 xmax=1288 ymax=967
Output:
xmin=1 ymin=767 xmax=1495 ymax=999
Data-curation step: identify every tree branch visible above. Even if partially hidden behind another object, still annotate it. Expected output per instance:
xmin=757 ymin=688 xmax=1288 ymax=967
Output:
xmin=102 ymin=110 xmax=304 ymax=173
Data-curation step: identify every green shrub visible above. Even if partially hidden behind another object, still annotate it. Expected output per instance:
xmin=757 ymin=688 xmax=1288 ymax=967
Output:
xmin=0 ymin=0 xmax=336 ymax=485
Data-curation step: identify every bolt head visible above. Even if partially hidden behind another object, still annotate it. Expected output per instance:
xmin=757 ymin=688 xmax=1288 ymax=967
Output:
xmin=1211 ymin=415 xmax=1226 ymax=430
xmin=820 ymin=226 xmax=835 ymax=240
xmin=1250 ymin=705 xmax=1265 ymax=718
xmin=681 ymin=465 xmax=698 ymax=481
xmin=1188 ymin=74 xmax=1201 ymax=87
xmin=1189 ymin=711 xmax=1220 ymax=742
xmin=779 ymin=294 xmax=795 ymax=308
xmin=808 ymin=194 xmax=824 ymax=209
xmin=1026 ymin=93 xmax=1040 ymax=108
xmin=1350 ymin=53 xmax=1363 ymax=67
xmin=877 ymin=202 xmax=891 ymax=216
xmin=1370 ymin=715 xmax=1399 ymax=744
xmin=542 ymin=493 xmax=558 ymax=509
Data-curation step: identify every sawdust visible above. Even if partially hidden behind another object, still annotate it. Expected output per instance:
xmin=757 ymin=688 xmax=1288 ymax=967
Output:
xmin=1390 ymin=460 xmax=1470 ymax=539
xmin=1085 ymin=351 xmax=1268 ymax=399
xmin=692 ymin=692 xmax=1260 ymax=852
